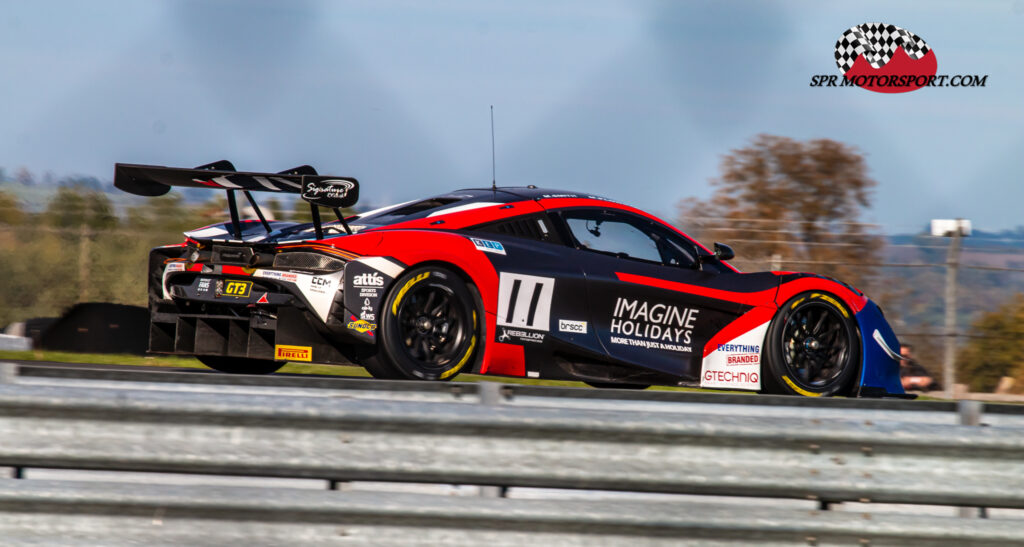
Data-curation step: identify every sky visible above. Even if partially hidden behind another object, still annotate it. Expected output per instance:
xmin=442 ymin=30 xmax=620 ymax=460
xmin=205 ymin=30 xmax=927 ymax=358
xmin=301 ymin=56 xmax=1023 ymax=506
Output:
xmin=1 ymin=1 xmax=1021 ymax=234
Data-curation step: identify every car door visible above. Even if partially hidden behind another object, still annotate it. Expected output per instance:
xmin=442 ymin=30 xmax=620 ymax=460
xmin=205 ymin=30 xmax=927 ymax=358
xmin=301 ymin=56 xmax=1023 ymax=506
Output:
xmin=553 ymin=207 xmax=747 ymax=381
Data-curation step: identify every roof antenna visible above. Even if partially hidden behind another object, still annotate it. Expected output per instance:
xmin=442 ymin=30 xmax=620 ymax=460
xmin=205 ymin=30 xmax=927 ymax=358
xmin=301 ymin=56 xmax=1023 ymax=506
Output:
xmin=490 ymin=105 xmax=497 ymax=192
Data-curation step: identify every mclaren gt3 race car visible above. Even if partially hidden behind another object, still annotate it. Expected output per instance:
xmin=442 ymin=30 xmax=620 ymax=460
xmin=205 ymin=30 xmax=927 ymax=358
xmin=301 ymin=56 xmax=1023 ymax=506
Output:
xmin=115 ymin=161 xmax=906 ymax=397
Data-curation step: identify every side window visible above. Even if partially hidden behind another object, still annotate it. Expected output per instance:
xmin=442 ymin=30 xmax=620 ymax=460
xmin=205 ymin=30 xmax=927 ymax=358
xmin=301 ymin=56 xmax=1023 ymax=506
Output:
xmin=562 ymin=210 xmax=663 ymax=263
xmin=471 ymin=214 xmax=561 ymax=244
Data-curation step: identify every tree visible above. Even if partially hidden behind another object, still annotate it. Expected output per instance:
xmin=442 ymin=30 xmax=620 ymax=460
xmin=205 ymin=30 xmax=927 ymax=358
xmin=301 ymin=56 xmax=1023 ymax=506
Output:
xmin=678 ymin=134 xmax=883 ymax=288
xmin=45 ymin=186 xmax=117 ymax=229
xmin=15 ymin=167 xmax=34 ymax=186
xmin=957 ymin=294 xmax=1024 ymax=393
xmin=0 ymin=191 xmax=23 ymax=225
xmin=266 ymin=197 xmax=284 ymax=221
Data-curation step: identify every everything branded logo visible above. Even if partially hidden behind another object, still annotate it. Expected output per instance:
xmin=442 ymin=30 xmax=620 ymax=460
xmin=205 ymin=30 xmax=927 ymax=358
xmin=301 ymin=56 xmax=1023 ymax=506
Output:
xmin=810 ymin=23 xmax=987 ymax=93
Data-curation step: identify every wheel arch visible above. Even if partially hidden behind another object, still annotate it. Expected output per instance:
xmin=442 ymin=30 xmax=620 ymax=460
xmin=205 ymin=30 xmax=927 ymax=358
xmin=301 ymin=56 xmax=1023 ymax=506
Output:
xmin=763 ymin=288 xmax=864 ymax=397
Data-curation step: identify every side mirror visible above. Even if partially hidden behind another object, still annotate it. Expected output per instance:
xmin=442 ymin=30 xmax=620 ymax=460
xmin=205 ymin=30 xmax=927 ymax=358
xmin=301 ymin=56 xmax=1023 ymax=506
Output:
xmin=713 ymin=242 xmax=735 ymax=262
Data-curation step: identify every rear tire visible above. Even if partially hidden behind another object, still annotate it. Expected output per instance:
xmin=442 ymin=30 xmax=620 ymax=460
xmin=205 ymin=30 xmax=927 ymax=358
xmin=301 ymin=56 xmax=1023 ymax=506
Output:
xmin=360 ymin=265 xmax=482 ymax=381
xmin=197 ymin=355 xmax=285 ymax=375
xmin=762 ymin=292 xmax=860 ymax=397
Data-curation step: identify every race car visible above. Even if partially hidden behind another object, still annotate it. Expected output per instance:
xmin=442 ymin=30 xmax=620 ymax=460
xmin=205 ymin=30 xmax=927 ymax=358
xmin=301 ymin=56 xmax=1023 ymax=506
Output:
xmin=115 ymin=161 xmax=906 ymax=397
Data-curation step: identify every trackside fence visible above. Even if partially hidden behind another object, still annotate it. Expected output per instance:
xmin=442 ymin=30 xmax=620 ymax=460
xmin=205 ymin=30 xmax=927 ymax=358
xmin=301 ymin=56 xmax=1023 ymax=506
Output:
xmin=0 ymin=376 xmax=1023 ymax=544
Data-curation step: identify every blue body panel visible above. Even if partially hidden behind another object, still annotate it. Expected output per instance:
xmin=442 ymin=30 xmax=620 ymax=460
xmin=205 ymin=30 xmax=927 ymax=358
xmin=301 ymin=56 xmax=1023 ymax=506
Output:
xmin=855 ymin=300 xmax=904 ymax=395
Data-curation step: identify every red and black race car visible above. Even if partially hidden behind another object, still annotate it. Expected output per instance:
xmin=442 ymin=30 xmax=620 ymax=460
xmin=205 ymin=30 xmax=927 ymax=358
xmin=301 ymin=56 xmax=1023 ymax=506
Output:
xmin=115 ymin=161 xmax=906 ymax=397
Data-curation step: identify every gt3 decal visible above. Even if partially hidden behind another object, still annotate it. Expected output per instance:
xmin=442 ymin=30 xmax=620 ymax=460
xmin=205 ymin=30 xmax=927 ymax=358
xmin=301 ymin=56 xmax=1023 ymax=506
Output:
xmin=496 ymin=272 xmax=554 ymax=331
xmin=221 ymin=280 xmax=252 ymax=297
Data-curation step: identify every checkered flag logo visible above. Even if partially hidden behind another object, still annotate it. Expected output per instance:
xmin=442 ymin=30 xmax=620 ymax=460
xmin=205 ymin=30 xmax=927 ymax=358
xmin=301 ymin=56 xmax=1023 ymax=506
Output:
xmin=835 ymin=23 xmax=931 ymax=74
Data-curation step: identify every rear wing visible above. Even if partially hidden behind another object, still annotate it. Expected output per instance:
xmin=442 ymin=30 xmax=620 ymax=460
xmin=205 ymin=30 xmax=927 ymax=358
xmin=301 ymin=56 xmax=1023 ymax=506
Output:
xmin=114 ymin=160 xmax=359 ymax=240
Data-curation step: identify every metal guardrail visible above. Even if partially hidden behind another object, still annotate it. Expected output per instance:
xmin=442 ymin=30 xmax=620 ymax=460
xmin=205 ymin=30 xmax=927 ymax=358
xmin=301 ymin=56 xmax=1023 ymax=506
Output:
xmin=11 ymin=360 xmax=1024 ymax=427
xmin=0 ymin=373 xmax=1023 ymax=544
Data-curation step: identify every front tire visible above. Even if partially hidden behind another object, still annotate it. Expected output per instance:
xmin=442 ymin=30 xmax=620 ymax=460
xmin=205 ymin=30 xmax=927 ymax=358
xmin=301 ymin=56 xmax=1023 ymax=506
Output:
xmin=197 ymin=355 xmax=285 ymax=375
xmin=361 ymin=265 xmax=481 ymax=381
xmin=762 ymin=292 xmax=860 ymax=397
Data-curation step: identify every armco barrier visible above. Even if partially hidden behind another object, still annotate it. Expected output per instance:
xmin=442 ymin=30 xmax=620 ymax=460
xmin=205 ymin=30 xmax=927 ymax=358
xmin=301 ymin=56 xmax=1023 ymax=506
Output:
xmin=0 ymin=380 xmax=1023 ymax=544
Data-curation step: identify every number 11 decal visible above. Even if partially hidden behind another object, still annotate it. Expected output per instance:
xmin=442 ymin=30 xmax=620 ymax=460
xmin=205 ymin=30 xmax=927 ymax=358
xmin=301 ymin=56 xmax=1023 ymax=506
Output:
xmin=496 ymin=272 xmax=555 ymax=331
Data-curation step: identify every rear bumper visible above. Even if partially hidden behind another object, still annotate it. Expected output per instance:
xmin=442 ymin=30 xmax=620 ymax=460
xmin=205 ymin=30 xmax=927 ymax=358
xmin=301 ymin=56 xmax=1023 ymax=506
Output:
xmin=148 ymin=306 xmax=356 ymax=364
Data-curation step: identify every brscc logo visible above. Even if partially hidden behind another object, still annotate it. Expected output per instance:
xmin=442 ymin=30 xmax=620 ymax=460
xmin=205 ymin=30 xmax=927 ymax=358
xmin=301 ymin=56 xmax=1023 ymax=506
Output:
xmin=835 ymin=23 xmax=936 ymax=93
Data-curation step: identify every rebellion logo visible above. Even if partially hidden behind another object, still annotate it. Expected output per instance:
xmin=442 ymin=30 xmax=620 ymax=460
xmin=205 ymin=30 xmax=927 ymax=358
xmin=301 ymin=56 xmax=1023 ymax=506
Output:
xmin=810 ymin=23 xmax=986 ymax=92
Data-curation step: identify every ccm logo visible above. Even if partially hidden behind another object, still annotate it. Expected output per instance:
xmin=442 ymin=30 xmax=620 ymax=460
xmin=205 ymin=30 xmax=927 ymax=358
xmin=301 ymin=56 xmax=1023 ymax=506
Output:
xmin=558 ymin=319 xmax=587 ymax=334
xmin=353 ymin=272 xmax=384 ymax=287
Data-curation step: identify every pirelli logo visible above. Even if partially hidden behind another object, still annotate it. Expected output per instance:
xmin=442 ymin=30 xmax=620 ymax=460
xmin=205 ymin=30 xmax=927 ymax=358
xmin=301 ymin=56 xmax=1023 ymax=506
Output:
xmin=275 ymin=344 xmax=312 ymax=362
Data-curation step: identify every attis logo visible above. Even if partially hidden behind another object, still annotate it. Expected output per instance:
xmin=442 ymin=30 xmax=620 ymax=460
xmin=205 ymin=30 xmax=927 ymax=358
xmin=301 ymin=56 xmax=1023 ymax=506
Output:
xmin=835 ymin=23 xmax=935 ymax=93
xmin=811 ymin=23 xmax=987 ymax=92
xmin=352 ymin=272 xmax=384 ymax=287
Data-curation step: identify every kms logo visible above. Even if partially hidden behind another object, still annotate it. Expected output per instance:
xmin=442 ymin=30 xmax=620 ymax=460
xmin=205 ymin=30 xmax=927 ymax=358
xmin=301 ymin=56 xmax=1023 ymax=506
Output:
xmin=353 ymin=272 xmax=384 ymax=287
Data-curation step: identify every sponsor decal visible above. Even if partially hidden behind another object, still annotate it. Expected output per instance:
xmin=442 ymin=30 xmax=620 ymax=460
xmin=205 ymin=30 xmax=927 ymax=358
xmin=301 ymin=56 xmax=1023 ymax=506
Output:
xmin=347 ymin=319 xmax=377 ymax=334
xmin=558 ymin=319 xmax=588 ymax=334
xmin=353 ymin=272 xmax=385 ymax=287
xmin=275 ymin=344 xmax=312 ymax=362
xmin=257 ymin=270 xmax=299 ymax=283
xmin=498 ymin=327 xmax=545 ymax=344
xmin=392 ymin=272 xmax=430 ymax=315
xmin=810 ymin=22 xmax=987 ymax=93
xmin=196 ymin=278 xmax=212 ymax=294
xmin=301 ymin=179 xmax=356 ymax=204
xmin=496 ymin=272 xmax=554 ymax=331
xmin=360 ymin=297 xmax=376 ymax=321
xmin=309 ymin=276 xmax=331 ymax=294
xmin=221 ymin=280 xmax=252 ymax=298
xmin=470 ymin=238 xmax=506 ymax=255
xmin=608 ymin=297 xmax=698 ymax=353
xmin=700 ymin=321 xmax=769 ymax=390
xmin=703 ymin=370 xmax=760 ymax=384
xmin=717 ymin=343 xmax=761 ymax=366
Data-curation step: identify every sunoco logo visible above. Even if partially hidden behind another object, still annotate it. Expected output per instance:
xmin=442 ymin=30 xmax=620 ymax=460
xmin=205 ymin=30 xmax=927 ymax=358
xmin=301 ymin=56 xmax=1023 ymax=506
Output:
xmin=353 ymin=272 xmax=384 ymax=287
xmin=810 ymin=23 xmax=987 ymax=93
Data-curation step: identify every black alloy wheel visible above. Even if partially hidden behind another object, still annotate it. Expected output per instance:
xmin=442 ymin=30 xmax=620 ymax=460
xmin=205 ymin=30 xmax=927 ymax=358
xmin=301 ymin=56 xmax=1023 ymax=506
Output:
xmin=361 ymin=266 xmax=480 ymax=381
xmin=197 ymin=355 xmax=285 ymax=375
xmin=763 ymin=292 xmax=860 ymax=397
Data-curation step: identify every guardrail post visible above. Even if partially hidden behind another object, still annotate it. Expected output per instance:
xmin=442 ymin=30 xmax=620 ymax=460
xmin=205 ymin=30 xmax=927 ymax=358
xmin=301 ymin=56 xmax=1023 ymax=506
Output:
xmin=478 ymin=382 xmax=508 ymax=498
xmin=478 ymin=382 xmax=503 ymax=407
xmin=0 ymin=363 xmax=15 ymax=385
xmin=958 ymin=400 xmax=986 ymax=518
